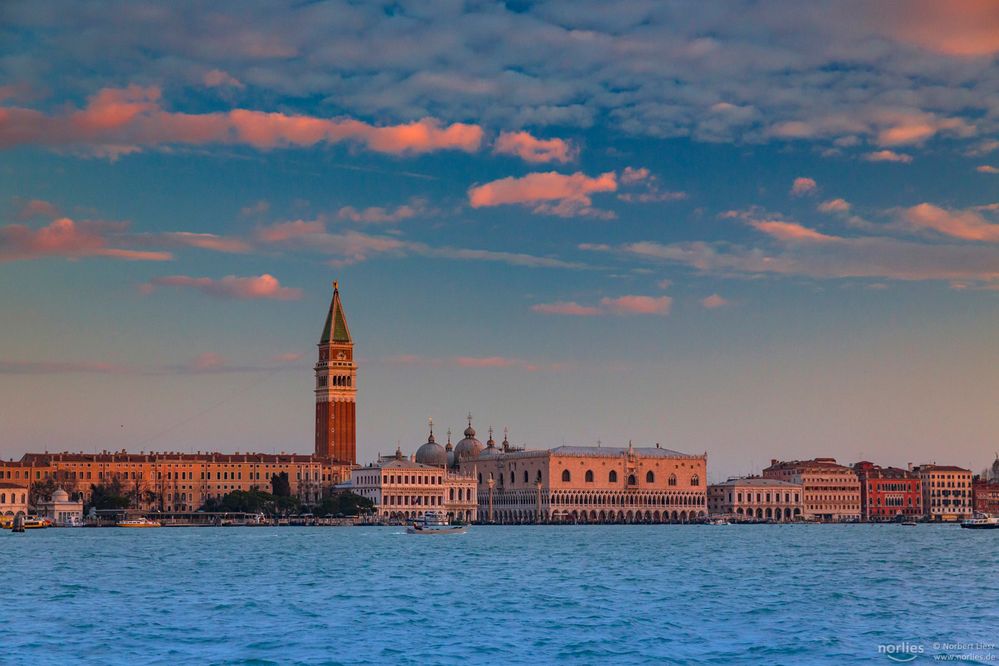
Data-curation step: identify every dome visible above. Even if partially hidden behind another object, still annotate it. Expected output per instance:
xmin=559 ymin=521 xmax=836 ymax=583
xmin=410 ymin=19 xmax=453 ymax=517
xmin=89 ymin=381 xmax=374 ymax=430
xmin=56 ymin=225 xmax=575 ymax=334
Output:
xmin=415 ymin=430 xmax=447 ymax=467
xmin=478 ymin=427 xmax=502 ymax=459
xmin=453 ymin=418 xmax=484 ymax=463
xmin=51 ymin=488 xmax=69 ymax=502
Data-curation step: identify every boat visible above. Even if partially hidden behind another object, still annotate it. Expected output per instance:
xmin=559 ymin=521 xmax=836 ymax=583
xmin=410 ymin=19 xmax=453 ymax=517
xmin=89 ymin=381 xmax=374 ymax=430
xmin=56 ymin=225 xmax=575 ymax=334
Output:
xmin=707 ymin=517 xmax=730 ymax=525
xmin=406 ymin=511 xmax=468 ymax=535
xmin=22 ymin=515 xmax=51 ymax=529
xmin=901 ymin=520 xmax=918 ymax=526
xmin=116 ymin=517 xmax=162 ymax=528
xmin=960 ymin=515 xmax=999 ymax=530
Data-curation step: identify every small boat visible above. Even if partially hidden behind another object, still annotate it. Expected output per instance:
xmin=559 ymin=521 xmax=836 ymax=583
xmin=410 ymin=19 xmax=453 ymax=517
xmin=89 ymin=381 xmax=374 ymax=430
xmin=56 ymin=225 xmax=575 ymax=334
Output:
xmin=406 ymin=511 xmax=468 ymax=535
xmin=960 ymin=515 xmax=999 ymax=530
xmin=901 ymin=521 xmax=918 ymax=526
xmin=707 ymin=517 xmax=730 ymax=525
xmin=22 ymin=515 xmax=51 ymax=529
xmin=116 ymin=517 xmax=162 ymax=528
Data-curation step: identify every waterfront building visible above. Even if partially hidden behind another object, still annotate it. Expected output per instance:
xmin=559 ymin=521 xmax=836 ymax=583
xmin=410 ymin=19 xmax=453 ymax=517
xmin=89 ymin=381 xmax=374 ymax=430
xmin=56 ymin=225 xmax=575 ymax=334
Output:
xmin=912 ymin=464 xmax=973 ymax=521
xmin=852 ymin=461 xmax=922 ymax=521
xmin=460 ymin=426 xmax=707 ymax=524
xmin=0 ymin=452 xmax=351 ymax=512
xmin=37 ymin=488 xmax=83 ymax=526
xmin=763 ymin=458 xmax=860 ymax=521
xmin=350 ymin=430 xmax=477 ymax=522
xmin=972 ymin=455 xmax=999 ymax=516
xmin=314 ymin=282 xmax=357 ymax=465
xmin=0 ymin=482 xmax=28 ymax=518
xmin=707 ymin=477 xmax=803 ymax=521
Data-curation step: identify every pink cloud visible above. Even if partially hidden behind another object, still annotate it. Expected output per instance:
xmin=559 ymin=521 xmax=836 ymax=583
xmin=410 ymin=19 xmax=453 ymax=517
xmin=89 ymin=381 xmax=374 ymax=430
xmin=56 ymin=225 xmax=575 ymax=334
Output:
xmin=14 ymin=198 xmax=60 ymax=220
xmin=751 ymin=220 xmax=837 ymax=242
xmin=240 ymin=200 xmax=270 ymax=217
xmin=873 ymin=0 xmax=999 ymax=57
xmin=818 ymin=198 xmax=851 ymax=214
xmin=144 ymin=274 xmax=303 ymax=300
xmin=978 ymin=165 xmax=999 ymax=174
xmin=270 ymin=352 xmax=304 ymax=364
xmin=337 ymin=199 xmax=428 ymax=224
xmin=701 ymin=294 xmax=730 ymax=309
xmin=533 ymin=295 xmax=672 ymax=316
xmin=468 ymin=170 xmax=617 ymax=218
xmin=790 ymin=177 xmax=817 ymax=197
xmin=901 ymin=203 xmax=999 ymax=242
xmin=0 ymin=86 xmax=484 ymax=156
xmin=863 ymin=150 xmax=913 ymax=163
xmin=203 ymin=69 xmax=244 ymax=89
xmin=620 ymin=167 xmax=651 ymax=184
xmin=0 ymin=217 xmax=172 ymax=262
xmin=190 ymin=352 xmax=227 ymax=371
xmin=254 ymin=218 xmax=327 ymax=243
xmin=493 ymin=131 xmax=576 ymax=163
xmin=162 ymin=232 xmax=251 ymax=253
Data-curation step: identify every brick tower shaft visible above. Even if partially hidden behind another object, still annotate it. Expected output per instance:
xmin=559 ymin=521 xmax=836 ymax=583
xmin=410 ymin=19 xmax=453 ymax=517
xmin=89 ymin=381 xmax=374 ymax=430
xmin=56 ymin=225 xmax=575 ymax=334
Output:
xmin=315 ymin=281 xmax=356 ymax=464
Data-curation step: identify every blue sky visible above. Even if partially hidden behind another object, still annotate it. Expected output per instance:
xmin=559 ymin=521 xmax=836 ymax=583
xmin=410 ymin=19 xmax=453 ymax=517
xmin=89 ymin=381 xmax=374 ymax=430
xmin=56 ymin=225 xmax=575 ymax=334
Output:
xmin=1 ymin=1 xmax=998 ymax=479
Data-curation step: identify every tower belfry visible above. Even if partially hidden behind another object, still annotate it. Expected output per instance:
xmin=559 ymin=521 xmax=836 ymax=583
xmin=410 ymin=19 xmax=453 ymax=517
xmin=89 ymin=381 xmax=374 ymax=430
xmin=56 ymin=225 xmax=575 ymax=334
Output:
xmin=315 ymin=281 xmax=357 ymax=464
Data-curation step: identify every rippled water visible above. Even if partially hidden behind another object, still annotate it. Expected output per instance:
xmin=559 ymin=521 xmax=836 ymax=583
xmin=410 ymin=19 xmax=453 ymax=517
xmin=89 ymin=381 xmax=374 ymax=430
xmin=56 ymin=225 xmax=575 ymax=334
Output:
xmin=2 ymin=525 xmax=997 ymax=664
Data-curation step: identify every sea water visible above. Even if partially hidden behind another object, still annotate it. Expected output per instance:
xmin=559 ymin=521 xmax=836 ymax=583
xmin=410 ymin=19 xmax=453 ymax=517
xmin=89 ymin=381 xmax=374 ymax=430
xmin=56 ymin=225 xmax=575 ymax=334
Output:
xmin=1 ymin=525 xmax=997 ymax=665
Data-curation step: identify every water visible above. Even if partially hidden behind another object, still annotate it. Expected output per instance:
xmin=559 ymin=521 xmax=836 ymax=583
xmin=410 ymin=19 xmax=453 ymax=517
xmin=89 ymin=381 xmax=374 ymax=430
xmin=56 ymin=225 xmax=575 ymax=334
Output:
xmin=2 ymin=525 xmax=997 ymax=665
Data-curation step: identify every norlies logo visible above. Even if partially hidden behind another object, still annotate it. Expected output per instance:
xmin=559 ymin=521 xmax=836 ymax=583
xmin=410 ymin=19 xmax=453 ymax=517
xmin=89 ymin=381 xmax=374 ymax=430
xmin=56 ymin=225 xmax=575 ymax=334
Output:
xmin=878 ymin=642 xmax=924 ymax=662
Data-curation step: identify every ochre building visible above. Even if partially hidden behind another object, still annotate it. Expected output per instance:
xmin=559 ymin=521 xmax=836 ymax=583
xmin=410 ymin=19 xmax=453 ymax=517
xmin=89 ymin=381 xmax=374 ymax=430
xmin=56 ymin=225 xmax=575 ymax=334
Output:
xmin=763 ymin=458 xmax=861 ymax=521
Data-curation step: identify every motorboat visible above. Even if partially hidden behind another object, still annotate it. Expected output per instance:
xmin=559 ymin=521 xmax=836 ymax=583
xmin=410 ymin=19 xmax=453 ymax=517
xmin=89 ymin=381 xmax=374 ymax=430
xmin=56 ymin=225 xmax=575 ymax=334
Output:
xmin=707 ymin=517 xmax=730 ymax=525
xmin=406 ymin=511 xmax=468 ymax=535
xmin=900 ymin=520 xmax=918 ymax=526
xmin=116 ymin=517 xmax=162 ymax=528
xmin=960 ymin=515 xmax=999 ymax=530
xmin=22 ymin=515 xmax=51 ymax=529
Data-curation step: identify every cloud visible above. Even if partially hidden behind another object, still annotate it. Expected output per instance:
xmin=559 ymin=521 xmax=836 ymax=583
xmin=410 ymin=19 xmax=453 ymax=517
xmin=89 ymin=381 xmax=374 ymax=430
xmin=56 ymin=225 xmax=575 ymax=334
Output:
xmin=189 ymin=352 xmax=227 ymax=371
xmin=254 ymin=218 xmax=327 ymax=243
xmin=493 ymin=131 xmax=577 ymax=163
xmin=337 ymin=199 xmax=430 ymax=224
xmin=701 ymin=294 xmax=730 ymax=309
xmin=818 ymin=198 xmax=851 ymax=214
xmin=532 ymin=294 xmax=671 ymax=316
xmin=468 ymin=170 xmax=618 ymax=218
xmin=384 ymin=354 xmax=562 ymax=372
xmin=13 ymin=198 xmax=60 ymax=220
xmin=790 ymin=177 xmax=817 ymax=197
xmin=750 ymin=220 xmax=837 ymax=242
xmin=240 ymin=200 xmax=270 ymax=217
xmin=159 ymin=232 xmax=252 ymax=253
xmin=0 ymin=217 xmax=172 ymax=262
xmin=203 ymin=69 xmax=244 ymax=89
xmin=978 ymin=165 xmax=999 ymax=174
xmin=142 ymin=274 xmax=303 ymax=300
xmin=863 ymin=150 xmax=913 ymax=163
xmin=0 ymin=86 xmax=485 ymax=157
xmin=616 ymin=167 xmax=686 ymax=203
xmin=900 ymin=203 xmax=999 ymax=242
xmin=869 ymin=0 xmax=999 ymax=57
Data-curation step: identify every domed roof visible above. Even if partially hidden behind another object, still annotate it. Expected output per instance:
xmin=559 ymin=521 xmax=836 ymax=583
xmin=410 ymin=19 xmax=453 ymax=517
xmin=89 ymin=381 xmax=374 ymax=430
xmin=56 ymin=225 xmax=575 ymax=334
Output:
xmin=453 ymin=415 xmax=484 ymax=463
xmin=478 ymin=427 xmax=502 ymax=459
xmin=415 ymin=422 xmax=448 ymax=467
xmin=51 ymin=488 xmax=69 ymax=502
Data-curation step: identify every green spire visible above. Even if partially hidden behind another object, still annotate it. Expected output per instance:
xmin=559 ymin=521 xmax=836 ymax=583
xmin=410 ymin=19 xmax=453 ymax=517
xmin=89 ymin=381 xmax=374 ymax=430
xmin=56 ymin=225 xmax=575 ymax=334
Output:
xmin=320 ymin=281 xmax=352 ymax=344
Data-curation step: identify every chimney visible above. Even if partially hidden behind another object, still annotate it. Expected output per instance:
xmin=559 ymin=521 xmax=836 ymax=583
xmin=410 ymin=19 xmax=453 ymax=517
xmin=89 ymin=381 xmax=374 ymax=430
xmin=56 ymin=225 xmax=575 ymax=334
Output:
xmin=907 ymin=462 xmax=913 ymax=472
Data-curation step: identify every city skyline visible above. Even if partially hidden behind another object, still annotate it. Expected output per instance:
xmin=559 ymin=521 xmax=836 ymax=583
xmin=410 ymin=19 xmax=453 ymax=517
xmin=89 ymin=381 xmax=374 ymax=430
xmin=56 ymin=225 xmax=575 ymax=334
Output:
xmin=2 ymin=2 xmax=999 ymax=480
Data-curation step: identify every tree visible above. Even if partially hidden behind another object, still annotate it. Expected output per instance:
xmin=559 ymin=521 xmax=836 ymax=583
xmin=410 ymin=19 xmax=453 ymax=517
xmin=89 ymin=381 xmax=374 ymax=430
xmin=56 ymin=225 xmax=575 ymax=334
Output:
xmin=29 ymin=477 xmax=61 ymax=507
xmin=316 ymin=490 xmax=374 ymax=517
xmin=200 ymin=489 xmax=300 ymax=516
xmin=86 ymin=481 xmax=132 ymax=512
xmin=271 ymin=472 xmax=291 ymax=497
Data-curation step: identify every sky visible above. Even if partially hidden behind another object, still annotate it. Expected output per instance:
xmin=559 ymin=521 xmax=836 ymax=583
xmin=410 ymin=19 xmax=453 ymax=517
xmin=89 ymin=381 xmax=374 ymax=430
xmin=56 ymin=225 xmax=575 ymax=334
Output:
xmin=1 ymin=1 xmax=998 ymax=480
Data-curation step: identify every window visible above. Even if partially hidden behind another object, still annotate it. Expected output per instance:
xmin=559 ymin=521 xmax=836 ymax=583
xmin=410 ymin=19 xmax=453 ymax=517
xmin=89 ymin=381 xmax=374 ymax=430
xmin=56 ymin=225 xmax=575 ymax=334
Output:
xmin=609 ymin=471 xmax=618 ymax=483
xmin=628 ymin=474 xmax=636 ymax=485
xmin=585 ymin=470 xmax=594 ymax=483
xmin=668 ymin=474 xmax=677 ymax=487
xmin=646 ymin=471 xmax=655 ymax=483
xmin=524 ymin=470 xmax=529 ymax=483
xmin=562 ymin=470 xmax=571 ymax=482
xmin=691 ymin=475 xmax=700 ymax=487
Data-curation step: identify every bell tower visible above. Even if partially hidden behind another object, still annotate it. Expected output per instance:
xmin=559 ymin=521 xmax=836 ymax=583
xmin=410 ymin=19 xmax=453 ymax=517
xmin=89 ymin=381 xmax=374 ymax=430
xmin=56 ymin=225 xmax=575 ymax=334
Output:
xmin=315 ymin=281 xmax=357 ymax=464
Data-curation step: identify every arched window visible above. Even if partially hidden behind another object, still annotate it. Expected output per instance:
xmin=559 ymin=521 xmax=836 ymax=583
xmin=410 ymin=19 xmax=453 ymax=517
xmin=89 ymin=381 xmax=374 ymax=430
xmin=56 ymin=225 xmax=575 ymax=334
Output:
xmin=628 ymin=474 xmax=637 ymax=485
xmin=609 ymin=470 xmax=618 ymax=483
xmin=585 ymin=470 xmax=594 ymax=483
xmin=478 ymin=473 xmax=482 ymax=483
xmin=646 ymin=471 xmax=655 ymax=483
xmin=691 ymin=475 xmax=700 ymax=487
xmin=562 ymin=470 xmax=571 ymax=482
xmin=510 ymin=471 xmax=514 ymax=484
xmin=536 ymin=470 xmax=542 ymax=482
xmin=524 ymin=470 xmax=529 ymax=483
xmin=668 ymin=474 xmax=677 ymax=487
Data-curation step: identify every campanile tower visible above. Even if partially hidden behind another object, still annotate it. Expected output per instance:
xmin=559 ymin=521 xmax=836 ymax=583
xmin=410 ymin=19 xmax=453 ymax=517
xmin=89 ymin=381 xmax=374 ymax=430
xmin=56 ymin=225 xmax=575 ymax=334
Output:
xmin=315 ymin=281 xmax=357 ymax=464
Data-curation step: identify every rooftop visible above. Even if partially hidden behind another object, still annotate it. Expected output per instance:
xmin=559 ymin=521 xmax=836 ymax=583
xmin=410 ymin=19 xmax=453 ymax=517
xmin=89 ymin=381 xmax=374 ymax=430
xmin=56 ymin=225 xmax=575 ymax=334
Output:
xmin=711 ymin=477 xmax=802 ymax=488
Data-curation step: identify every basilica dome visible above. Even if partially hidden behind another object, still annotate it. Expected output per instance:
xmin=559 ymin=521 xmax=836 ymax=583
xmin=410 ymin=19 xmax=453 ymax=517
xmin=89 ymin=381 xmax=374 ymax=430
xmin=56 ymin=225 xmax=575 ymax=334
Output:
xmin=415 ymin=423 xmax=448 ymax=467
xmin=477 ymin=428 xmax=502 ymax=459
xmin=453 ymin=419 xmax=484 ymax=464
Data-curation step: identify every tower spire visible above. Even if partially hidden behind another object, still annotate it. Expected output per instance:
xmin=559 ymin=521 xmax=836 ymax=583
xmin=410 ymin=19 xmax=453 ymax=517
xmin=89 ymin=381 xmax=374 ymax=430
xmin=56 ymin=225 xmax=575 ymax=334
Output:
xmin=320 ymin=281 xmax=351 ymax=344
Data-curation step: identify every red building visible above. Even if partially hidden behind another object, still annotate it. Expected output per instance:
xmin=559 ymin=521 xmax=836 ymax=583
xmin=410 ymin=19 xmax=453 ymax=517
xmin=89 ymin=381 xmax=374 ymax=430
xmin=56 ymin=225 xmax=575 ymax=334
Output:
xmin=314 ymin=282 xmax=357 ymax=465
xmin=853 ymin=461 xmax=922 ymax=521
xmin=972 ymin=479 xmax=999 ymax=515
